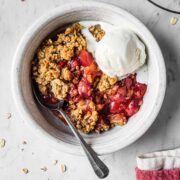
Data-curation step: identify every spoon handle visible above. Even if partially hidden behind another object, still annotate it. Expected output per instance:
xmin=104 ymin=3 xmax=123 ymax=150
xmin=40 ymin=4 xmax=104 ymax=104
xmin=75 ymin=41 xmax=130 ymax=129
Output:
xmin=57 ymin=108 xmax=109 ymax=179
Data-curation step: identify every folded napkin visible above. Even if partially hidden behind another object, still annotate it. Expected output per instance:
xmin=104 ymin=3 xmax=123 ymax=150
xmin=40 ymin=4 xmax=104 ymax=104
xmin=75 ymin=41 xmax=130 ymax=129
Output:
xmin=136 ymin=148 xmax=180 ymax=180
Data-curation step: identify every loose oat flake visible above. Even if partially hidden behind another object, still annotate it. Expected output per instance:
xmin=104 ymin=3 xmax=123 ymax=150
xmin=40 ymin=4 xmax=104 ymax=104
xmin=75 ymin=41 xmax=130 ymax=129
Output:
xmin=22 ymin=140 xmax=27 ymax=145
xmin=53 ymin=160 xmax=58 ymax=165
xmin=0 ymin=138 xmax=6 ymax=148
xmin=22 ymin=168 xmax=29 ymax=174
xmin=60 ymin=164 xmax=66 ymax=173
xmin=4 ymin=112 xmax=11 ymax=119
xmin=170 ymin=16 xmax=178 ymax=25
xmin=40 ymin=166 xmax=47 ymax=172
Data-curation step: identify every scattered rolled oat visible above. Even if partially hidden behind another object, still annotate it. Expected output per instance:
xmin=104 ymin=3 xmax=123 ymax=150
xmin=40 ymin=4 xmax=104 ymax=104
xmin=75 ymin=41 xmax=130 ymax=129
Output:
xmin=41 ymin=166 xmax=48 ymax=172
xmin=22 ymin=168 xmax=29 ymax=174
xmin=52 ymin=160 xmax=58 ymax=165
xmin=60 ymin=164 xmax=66 ymax=173
xmin=22 ymin=140 xmax=27 ymax=145
xmin=4 ymin=112 xmax=11 ymax=119
xmin=0 ymin=138 xmax=6 ymax=148
xmin=170 ymin=16 xmax=178 ymax=25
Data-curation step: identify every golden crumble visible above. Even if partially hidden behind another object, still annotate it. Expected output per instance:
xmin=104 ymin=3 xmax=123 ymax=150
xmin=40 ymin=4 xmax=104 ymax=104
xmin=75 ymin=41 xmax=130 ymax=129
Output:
xmin=55 ymin=23 xmax=86 ymax=60
xmin=70 ymin=108 xmax=83 ymax=122
xmin=89 ymin=24 xmax=105 ymax=42
xmin=81 ymin=111 xmax=98 ymax=133
xmin=32 ymin=60 xmax=60 ymax=95
xmin=36 ymin=23 xmax=86 ymax=62
xmin=50 ymin=79 xmax=69 ymax=100
xmin=97 ymin=74 xmax=117 ymax=92
xmin=60 ymin=67 xmax=72 ymax=81
xmin=77 ymin=99 xmax=96 ymax=111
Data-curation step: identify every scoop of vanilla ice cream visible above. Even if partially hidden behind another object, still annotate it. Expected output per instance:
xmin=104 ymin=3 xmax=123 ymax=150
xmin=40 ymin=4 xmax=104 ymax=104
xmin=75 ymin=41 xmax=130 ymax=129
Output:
xmin=95 ymin=28 xmax=146 ymax=78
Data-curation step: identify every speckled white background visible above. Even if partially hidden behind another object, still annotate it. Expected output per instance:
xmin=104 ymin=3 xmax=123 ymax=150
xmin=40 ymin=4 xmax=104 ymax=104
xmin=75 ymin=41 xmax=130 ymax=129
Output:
xmin=1 ymin=0 xmax=180 ymax=179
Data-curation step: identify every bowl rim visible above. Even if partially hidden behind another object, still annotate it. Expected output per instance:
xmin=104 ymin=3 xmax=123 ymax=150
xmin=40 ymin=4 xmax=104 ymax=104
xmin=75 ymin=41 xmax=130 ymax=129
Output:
xmin=11 ymin=1 xmax=166 ymax=156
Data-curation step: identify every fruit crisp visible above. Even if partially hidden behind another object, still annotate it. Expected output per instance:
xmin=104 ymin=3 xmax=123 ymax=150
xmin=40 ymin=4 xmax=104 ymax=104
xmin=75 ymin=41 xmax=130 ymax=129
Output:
xmin=32 ymin=22 xmax=147 ymax=134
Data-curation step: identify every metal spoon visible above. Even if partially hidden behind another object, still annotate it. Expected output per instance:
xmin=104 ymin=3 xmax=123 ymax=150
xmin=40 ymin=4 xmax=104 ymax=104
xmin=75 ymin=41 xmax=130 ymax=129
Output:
xmin=32 ymin=84 xmax=109 ymax=179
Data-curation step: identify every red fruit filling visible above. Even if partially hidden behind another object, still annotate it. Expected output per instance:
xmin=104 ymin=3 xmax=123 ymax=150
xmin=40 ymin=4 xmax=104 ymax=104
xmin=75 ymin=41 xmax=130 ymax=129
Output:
xmin=58 ymin=60 xmax=67 ymax=68
xmin=78 ymin=78 xmax=92 ymax=98
xmin=79 ymin=50 xmax=94 ymax=67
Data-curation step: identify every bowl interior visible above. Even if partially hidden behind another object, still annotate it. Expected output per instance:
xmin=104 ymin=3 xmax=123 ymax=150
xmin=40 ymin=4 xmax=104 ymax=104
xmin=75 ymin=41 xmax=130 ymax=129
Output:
xmin=16 ymin=3 xmax=165 ymax=155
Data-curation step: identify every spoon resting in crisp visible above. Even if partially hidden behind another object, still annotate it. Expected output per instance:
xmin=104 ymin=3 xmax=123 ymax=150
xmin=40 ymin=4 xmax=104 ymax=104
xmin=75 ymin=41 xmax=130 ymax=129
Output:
xmin=32 ymin=83 xmax=109 ymax=179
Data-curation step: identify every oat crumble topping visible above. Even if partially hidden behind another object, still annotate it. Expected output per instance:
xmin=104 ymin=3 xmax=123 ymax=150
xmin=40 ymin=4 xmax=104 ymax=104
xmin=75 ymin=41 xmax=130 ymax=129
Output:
xmin=60 ymin=67 xmax=72 ymax=81
xmin=89 ymin=24 xmax=105 ymax=41
xmin=97 ymin=74 xmax=117 ymax=92
xmin=50 ymin=79 xmax=69 ymax=100
xmin=70 ymin=100 xmax=98 ymax=133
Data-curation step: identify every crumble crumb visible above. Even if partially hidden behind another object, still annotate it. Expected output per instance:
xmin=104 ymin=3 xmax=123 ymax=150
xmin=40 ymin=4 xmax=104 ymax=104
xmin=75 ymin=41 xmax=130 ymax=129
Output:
xmin=70 ymin=100 xmax=98 ymax=133
xmin=60 ymin=67 xmax=72 ymax=81
xmin=50 ymin=79 xmax=69 ymax=100
xmin=89 ymin=24 xmax=105 ymax=41
xmin=97 ymin=74 xmax=117 ymax=92
xmin=36 ymin=23 xmax=86 ymax=62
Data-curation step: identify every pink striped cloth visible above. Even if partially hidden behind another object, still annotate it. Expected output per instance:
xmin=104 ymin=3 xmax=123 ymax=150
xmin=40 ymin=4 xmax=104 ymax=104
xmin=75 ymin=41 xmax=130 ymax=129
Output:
xmin=136 ymin=148 xmax=180 ymax=180
xmin=136 ymin=167 xmax=180 ymax=180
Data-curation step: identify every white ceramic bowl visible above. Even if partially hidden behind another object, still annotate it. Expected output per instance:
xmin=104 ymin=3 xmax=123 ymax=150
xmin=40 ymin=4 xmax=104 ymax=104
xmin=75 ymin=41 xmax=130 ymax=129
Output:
xmin=11 ymin=2 xmax=166 ymax=155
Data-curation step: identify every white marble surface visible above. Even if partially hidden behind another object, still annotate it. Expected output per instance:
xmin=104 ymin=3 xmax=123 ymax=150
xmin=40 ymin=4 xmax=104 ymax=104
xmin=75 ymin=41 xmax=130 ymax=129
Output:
xmin=1 ymin=0 xmax=180 ymax=179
